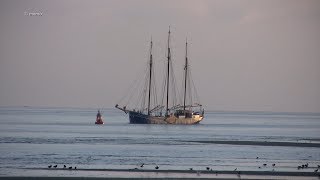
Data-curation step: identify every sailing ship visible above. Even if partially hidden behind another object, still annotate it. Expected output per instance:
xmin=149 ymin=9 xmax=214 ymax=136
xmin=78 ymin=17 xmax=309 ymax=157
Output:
xmin=116 ymin=28 xmax=204 ymax=124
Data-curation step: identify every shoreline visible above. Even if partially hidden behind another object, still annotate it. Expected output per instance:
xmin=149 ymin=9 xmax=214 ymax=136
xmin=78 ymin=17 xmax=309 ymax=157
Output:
xmin=185 ymin=140 xmax=320 ymax=147
xmin=1 ymin=167 xmax=319 ymax=180
xmin=0 ymin=177 xmax=301 ymax=180
xmin=22 ymin=168 xmax=320 ymax=177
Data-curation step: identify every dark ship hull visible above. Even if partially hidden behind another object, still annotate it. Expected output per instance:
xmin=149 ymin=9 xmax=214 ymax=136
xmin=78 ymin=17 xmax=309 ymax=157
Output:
xmin=129 ymin=111 xmax=203 ymax=124
xmin=129 ymin=111 xmax=149 ymax=124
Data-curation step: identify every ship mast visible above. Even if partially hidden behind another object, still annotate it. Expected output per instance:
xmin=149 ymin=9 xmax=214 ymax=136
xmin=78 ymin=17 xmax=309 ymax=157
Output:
xmin=166 ymin=27 xmax=171 ymax=116
xmin=147 ymin=38 xmax=153 ymax=115
xmin=183 ymin=39 xmax=188 ymax=111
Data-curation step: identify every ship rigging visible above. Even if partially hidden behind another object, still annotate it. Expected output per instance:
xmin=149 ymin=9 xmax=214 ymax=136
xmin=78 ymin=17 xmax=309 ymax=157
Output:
xmin=116 ymin=28 xmax=204 ymax=124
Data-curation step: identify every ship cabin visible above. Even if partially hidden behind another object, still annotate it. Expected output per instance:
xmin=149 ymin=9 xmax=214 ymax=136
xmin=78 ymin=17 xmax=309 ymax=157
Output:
xmin=174 ymin=109 xmax=193 ymax=118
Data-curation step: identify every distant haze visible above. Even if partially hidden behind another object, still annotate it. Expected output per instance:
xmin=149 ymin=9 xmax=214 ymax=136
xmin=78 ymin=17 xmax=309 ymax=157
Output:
xmin=0 ymin=0 xmax=320 ymax=112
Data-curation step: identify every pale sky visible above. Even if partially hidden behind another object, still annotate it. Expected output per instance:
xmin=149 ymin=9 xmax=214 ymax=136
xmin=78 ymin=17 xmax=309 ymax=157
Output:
xmin=0 ymin=0 xmax=319 ymax=112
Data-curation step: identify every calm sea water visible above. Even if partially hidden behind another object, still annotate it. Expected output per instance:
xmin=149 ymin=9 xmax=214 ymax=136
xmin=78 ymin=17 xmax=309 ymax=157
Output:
xmin=0 ymin=106 xmax=319 ymax=177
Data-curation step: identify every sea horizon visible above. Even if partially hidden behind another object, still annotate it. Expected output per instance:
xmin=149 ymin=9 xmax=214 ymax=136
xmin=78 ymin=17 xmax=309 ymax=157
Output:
xmin=1 ymin=105 xmax=319 ymax=115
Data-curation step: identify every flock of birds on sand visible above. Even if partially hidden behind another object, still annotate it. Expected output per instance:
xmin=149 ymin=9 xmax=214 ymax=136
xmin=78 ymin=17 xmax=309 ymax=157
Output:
xmin=48 ymin=164 xmax=76 ymax=170
xmin=134 ymin=163 xmax=159 ymax=170
xmin=297 ymin=163 xmax=320 ymax=173
xmin=132 ymin=161 xmax=320 ymax=176
xmin=46 ymin=158 xmax=320 ymax=175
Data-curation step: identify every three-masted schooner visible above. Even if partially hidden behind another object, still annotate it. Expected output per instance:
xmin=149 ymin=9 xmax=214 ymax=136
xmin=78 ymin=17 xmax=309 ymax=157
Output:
xmin=116 ymin=28 xmax=204 ymax=124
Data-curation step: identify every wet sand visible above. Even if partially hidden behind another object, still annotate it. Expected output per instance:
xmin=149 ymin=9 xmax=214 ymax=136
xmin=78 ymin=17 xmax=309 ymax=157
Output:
xmin=1 ymin=168 xmax=316 ymax=179
xmin=30 ymin=168 xmax=319 ymax=176
xmin=0 ymin=178 xmax=314 ymax=180
xmin=185 ymin=140 xmax=320 ymax=147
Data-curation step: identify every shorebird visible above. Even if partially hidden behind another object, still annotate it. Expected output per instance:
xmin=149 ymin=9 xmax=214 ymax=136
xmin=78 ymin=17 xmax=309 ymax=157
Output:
xmin=155 ymin=165 xmax=159 ymax=169
xmin=256 ymin=157 xmax=259 ymax=159
xmin=68 ymin=166 xmax=72 ymax=169
xmin=53 ymin=165 xmax=57 ymax=168
xmin=74 ymin=167 xmax=77 ymax=170
xmin=258 ymin=167 xmax=261 ymax=169
xmin=48 ymin=165 xmax=52 ymax=168
xmin=318 ymin=165 xmax=320 ymax=168
xmin=140 ymin=163 xmax=144 ymax=168
xmin=206 ymin=167 xmax=210 ymax=171
xmin=263 ymin=164 xmax=267 ymax=166
xmin=63 ymin=165 xmax=66 ymax=168
xmin=189 ymin=168 xmax=193 ymax=171
xmin=272 ymin=163 xmax=275 ymax=167
xmin=297 ymin=166 xmax=302 ymax=170
xmin=305 ymin=163 xmax=308 ymax=168
xmin=234 ymin=168 xmax=237 ymax=171
xmin=314 ymin=169 xmax=318 ymax=172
